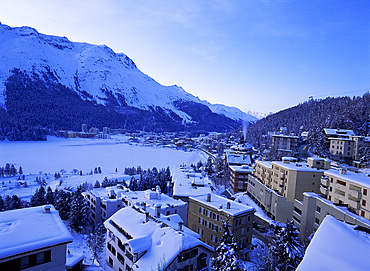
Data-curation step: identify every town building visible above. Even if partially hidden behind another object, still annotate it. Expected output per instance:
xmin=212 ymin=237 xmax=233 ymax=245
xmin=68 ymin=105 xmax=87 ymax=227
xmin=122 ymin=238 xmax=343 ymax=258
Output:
xmin=293 ymin=192 xmax=370 ymax=241
xmin=119 ymin=186 xmax=188 ymax=225
xmin=247 ymin=157 xmax=328 ymax=223
xmin=171 ymin=166 xmax=213 ymax=202
xmin=320 ymin=168 xmax=370 ymax=219
xmin=229 ymin=165 xmax=254 ymax=193
xmin=84 ymin=186 xmax=124 ymax=227
xmin=0 ymin=205 xmax=73 ymax=271
xmin=187 ymin=193 xmax=255 ymax=260
xmin=323 ymin=128 xmax=356 ymax=148
xmin=271 ymin=134 xmax=299 ymax=154
xmin=104 ymin=206 xmax=213 ymax=271
xmin=329 ymin=136 xmax=364 ymax=161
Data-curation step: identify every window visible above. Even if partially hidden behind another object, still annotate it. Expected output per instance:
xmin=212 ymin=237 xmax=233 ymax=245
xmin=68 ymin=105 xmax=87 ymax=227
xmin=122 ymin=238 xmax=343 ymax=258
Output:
xmin=199 ymin=207 xmax=204 ymax=215
xmin=337 ymin=180 xmax=346 ymax=186
xmin=36 ymin=252 xmax=44 ymax=264
xmin=118 ymin=252 xmax=125 ymax=265
xmin=247 ymin=226 xmax=249 ymax=232
xmin=315 ymin=218 xmax=320 ymax=224
xmin=362 ymin=200 xmax=367 ymax=207
xmin=199 ymin=217 xmax=204 ymax=224
xmin=316 ymin=206 xmax=321 ymax=213
xmin=20 ymin=256 xmax=29 ymax=269
xmin=206 ymin=210 xmax=210 ymax=217
xmin=361 ymin=210 xmax=365 ymax=217
xmin=241 ymin=228 xmax=245 ymax=236
xmin=213 ymin=213 xmax=219 ymax=221
xmin=242 ymin=217 xmax=245 ymax=224
xmin=198 ymin=228 xmax=203 ymax=235
xmin=109 ymin=257 xmax=113 ymax=267
xmin=211 ymin=235 xmax=218 ymax=243
xmin=248 ymin=215 xmax=251 ymax=221
xmin=364 ymin=189 xmax=368 ymax=196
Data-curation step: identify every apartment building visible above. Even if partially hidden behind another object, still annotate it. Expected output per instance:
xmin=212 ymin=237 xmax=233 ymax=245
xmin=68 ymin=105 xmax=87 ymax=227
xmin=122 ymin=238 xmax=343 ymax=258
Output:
xmin=171 ymin=166 xmax=213 ymax=202
xmin=271 ymin=134 xmax=299 ymax=153
xmin=293 ymin=192 xmax=370 ymax=241
xmin=84 ymin=186 xmax=124 ymax=227
xmin=247 ymin=157 xmax=328 ymax=223
xmin=188 ymin=193 xmax=255 ymax=260
xmin=104 ymin=206 xmax=213 ymax=271
xmin=120 ymin=186 xmax=188 ymax=225
xmin=329 ymin=136 xmax=364 ymax=161
xmin=323 ymin=128 xmax=355 ymax=148
xmin=0 ymin=205 xmax=73 ymax=271
xmin=320 ymin=168 xmax=370 ymax=219
xmin=229 ymin=165 xmax=254 ymax=193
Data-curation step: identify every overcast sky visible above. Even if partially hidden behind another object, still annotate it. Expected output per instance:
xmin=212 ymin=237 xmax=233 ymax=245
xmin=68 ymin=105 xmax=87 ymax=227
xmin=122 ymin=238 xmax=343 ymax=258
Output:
xmin=0 ymin=0 xmax=369 ymax=114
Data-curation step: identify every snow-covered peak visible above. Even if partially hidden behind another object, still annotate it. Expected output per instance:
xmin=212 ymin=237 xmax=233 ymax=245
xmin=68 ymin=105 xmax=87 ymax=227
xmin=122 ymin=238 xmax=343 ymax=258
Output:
xmin=0 ymin=22 xmax=258 ymax=125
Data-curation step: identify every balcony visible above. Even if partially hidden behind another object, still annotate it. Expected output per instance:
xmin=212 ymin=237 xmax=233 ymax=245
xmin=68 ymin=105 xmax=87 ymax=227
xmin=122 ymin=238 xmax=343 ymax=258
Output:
xmin=348 ymin=189 xmax=361 ymax=199
xmin=347 ymin=198 xmax=360 ymax=210
xmin=320 ymin=177 xmax=329 ymax=187
xmin=320 ymin=185 xmax=329 ymax=196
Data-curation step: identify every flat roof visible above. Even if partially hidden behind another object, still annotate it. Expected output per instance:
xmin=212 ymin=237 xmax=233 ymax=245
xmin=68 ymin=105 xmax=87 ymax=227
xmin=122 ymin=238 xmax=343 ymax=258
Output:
xmin=272 ymin=161 xmax=324 ymax=173
xmin=229 ymin=165 xmax=254 ymax=173
xmin=120 ymin=189 xmax=187 ymax=208
xmin=0 ymin=205 xmax=73 ymax=259
xmin=190 ymin=194 xmax=255 ymax=216
xmin=171 ymin=167 xmax=213 ymax=198
xmin=324 ymin=169 xmax=370 ymax=188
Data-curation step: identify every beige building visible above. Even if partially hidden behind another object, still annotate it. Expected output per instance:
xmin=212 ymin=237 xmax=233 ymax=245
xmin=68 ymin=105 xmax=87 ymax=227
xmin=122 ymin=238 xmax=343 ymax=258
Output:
xmin=104 ymin=206 xmax=213 ymax=271
xmin=293 ymin=192 xmax=370 ymax=241
xmin=229 ymin=165 xmax=254 ymax=193
xmin=187 ymin=193 xmax=255 ymax=260
xmin=320 ymin=168 xmax=370 ymax=219
xmin=247 ymin=157 xmax=329 ymax=223
xmin=0 ymin=205 xmax=73 ymax=271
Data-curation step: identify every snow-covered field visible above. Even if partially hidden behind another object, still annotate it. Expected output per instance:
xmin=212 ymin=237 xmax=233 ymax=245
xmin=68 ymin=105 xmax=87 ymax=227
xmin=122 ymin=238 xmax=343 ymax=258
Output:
xmin=0 ymin=135 xmax=206 ymax=174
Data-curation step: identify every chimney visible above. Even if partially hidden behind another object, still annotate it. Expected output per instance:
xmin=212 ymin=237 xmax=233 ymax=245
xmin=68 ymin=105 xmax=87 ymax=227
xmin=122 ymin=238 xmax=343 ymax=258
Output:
xmin=44 ymin=205 xmax=51 ymax=213
xmin=207 ymin=193 xmax=211 ymax=202
xmin=156 ymin=185 xmax=161 ymax=200
xmin=145 ymin=211 xmax=149 ymax=223
xmin=219 ymin=204 xmax=223 ymax=209
xmin=178 ymin=222 xmax=183 ymax=232
xmin=227 ymin=202 xmax=231 ymax=209
xmin=155 ymin=204 xmax=161 ymax=218
xmin=142 ymin=202 xmax=146 ymax=211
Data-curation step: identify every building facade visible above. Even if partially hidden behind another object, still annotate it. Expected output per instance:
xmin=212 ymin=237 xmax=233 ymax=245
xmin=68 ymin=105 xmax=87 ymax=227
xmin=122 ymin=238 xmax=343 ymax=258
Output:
xmin=187 ymin=194 xmax=255 ymax=260
xmin=229 ymin=165 xmax=254 ymax=193
xmin=320 ymin=168 xmax=370 ymax=219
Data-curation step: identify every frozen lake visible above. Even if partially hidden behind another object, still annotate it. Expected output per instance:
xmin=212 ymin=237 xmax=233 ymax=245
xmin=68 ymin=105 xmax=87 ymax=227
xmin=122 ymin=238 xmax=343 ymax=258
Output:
xmin=0 ymin=136 xmax=206 ymax=174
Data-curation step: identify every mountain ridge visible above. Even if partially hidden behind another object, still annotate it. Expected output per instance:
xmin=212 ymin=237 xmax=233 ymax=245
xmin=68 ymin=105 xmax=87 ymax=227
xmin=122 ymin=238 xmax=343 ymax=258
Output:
xmin=0 ymin=22 xmax=258 ymax=135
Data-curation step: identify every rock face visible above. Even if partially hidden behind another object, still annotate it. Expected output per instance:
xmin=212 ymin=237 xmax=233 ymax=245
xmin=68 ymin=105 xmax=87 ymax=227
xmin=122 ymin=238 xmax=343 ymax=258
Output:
xmin=0 ymin=23 xmax=257 ymax=133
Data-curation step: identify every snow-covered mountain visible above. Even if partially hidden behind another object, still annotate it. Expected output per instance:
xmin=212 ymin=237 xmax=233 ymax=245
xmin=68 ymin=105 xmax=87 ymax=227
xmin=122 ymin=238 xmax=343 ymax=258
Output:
xmin=0 ymin=23 xmax=257 ymax=133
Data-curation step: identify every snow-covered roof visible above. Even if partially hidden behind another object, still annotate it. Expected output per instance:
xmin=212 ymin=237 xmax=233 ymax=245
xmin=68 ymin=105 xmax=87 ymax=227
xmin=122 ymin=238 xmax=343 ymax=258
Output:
xmin=229 ymin=165 xmax=254 ymax=174
xmin=324 ymin=169 xmax=370 ymax=188
xmin=0 ymin=205 xmax=73 ymax=259
xmin=226 ymin=151 xmax=252 ymax=165
xmin=104 ymin=207 xmax=213 ymax=270
xmin=272 ymin=134 xmax=299 ymax=139
xmin=255 ymin=160 xmax=273 ymax=169
xmin=171 ymin=166 xmax=213 ymax=198
xmin=328 ymin=137 xmax=354 ymax=141
xmin=297 ymin=216 xmax=370 ymax=271
xmin=272 ymin=161 xmax=324 ymax=173
xmin=65 ymin=251 xmax=84 ymax=268
xmin=323 ymin=128 xmax=355 ymax=137
xmin=120 ymin=189 xmax=187 ymax=208
xmin=190 ymin=194 xmax=255 ymax=217
xmin=307 ymin=157 xmax=331 ymax=162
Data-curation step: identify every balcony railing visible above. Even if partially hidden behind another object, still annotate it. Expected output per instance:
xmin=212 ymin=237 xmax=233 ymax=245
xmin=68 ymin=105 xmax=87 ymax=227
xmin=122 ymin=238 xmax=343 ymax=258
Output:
xmin=320 ymin=185 xmax=329 ymax=196
xmin=320 ymin=178 xmax=329 ymax=187
xmin=348 ymin=189 xmax=361 ymax=199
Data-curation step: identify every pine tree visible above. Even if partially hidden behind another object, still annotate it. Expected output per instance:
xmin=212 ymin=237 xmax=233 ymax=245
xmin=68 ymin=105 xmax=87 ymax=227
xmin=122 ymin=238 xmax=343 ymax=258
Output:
xmin=4 ymin=195 xmax=11 ymax=210
xmin=18 ymin=166 xmax=23 ymax=175
xmin=9 ymin=195 xmax=21 ymax=210
xmin=88 ymin=223 xmax=106 ymax=264
xmin=211 ymin=221 xmax=244 ymax=271
xmin=54 ymin=190 xmax=71 ymax=220
xmin=46 ymin=187 xmax=55 ymax=205
xmin=205 ymin=156 xmax=214 ymax=176
xmin=270 ymin=220 xmax=304 ymax=270
xmin=0 ymin=195 xmax=4 ymax=211
xmin=94 ymin=180 xmax=101 ymax=188
xmin=30 ymin=186 xmax=46 ymax=206
xmin=129 ymin=177 xmax=138 ymax=191
xmin=69 ymin=188 xmax=90 ymax=232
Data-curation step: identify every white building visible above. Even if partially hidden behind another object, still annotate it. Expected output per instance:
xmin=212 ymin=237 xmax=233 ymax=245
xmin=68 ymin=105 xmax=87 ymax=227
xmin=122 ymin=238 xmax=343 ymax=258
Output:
xmin=104 ymin=206 xmax=213 ymax=271
xmin=0 ymin=205 xmax=73 ymax=270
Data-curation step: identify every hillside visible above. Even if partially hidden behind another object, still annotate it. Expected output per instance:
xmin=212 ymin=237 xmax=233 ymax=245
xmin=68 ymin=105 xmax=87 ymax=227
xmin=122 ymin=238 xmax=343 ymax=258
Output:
xmin=0 ymin=23 xmax=258 ymax=140
xmin=246 ymin=94 xmax=370 ymax=157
